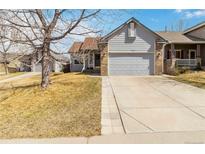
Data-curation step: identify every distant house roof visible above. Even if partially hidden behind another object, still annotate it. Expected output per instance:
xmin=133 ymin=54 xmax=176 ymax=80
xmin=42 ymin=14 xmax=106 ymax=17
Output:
xmin=68 ymin=42 xmax=83 ymax=53
xmin=68 ymin=37 xmax=101 ymax=54
xmin=81 ymin=37 xmax=101 ymax=51
xmin=156 ymin=31 xmax=205 ymax=43
xmin=102 ymin=17 xmax=165 ymax=42
xmin=183 ymin=21 xmax=205 ymax=34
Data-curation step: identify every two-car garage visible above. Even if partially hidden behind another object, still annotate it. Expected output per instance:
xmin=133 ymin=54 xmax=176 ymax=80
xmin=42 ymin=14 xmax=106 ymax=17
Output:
xmin=108 ymin=53 xmax=154 ymax=75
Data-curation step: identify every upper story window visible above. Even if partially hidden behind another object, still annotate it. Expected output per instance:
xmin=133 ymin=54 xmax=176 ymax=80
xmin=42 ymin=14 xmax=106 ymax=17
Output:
xmin=128 ymin=22 xmax=136 ymax=38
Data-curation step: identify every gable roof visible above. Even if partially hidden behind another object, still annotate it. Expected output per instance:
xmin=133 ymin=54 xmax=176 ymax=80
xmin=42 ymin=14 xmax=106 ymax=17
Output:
xmin=183 ymin=21 xmax=205 ymax=34
xmin=102 ymin=17 xmax=165 ymax=42
xmin=68 ymin=42 xmax=83 ymax=53
xmin=68 ymin=37 xmax=101 ymax=54
xmin=81 ymin=37 xmax=101 ymax=51
xmin=157 ymin=31 xmax=205 ymax=43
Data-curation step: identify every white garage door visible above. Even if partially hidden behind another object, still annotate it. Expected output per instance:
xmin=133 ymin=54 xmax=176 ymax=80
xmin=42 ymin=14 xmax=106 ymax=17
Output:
xmin=109 ymin=53 xmax=154 ymax=75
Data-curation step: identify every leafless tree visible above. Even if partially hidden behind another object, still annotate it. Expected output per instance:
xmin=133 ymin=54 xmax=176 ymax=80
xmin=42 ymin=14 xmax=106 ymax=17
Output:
xmin=176 ymin=19 xmax=184 ymax=32
xmin=0 ymin=9 xmax=100 ymax=88
xmin=0 ymin=22 xmax=25 ymax=74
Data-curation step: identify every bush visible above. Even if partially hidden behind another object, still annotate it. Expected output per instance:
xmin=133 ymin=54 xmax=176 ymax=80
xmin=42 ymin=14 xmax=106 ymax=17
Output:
xmin=195 ymin=62 xmax=202 ymax=71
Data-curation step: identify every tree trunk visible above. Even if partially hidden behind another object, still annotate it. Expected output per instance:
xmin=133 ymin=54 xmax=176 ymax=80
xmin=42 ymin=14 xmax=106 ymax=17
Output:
xmin=3 ymin=62 xmax=9 ymax=75
xmin=41 ymin=42 xmax=50 ymax=88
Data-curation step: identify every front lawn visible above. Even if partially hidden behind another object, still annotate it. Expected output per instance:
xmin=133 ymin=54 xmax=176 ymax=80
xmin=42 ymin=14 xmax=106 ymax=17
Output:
xmin=0 ymin=72 xmax=25 ymax=81
xmin=171 ymin=71 xmax=205 ymax=89
xmin=0 ymin=73 xmax=101 ymax=138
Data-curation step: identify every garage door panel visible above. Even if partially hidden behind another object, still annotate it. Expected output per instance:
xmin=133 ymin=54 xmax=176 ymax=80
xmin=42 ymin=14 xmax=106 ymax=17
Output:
xmin=109 ymin=53 xmax=154 ymax=75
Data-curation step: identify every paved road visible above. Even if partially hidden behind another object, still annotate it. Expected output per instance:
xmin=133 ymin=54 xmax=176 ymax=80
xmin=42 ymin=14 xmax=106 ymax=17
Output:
xmin=106 ymin=76 xmax=205 ymax=134
xmin=0 ymin=72 xmax=41 ymax=84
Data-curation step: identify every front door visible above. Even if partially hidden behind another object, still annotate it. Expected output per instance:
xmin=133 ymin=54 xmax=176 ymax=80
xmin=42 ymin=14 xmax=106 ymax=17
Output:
xmin=95 ymin=54 xmax=100 ymax=67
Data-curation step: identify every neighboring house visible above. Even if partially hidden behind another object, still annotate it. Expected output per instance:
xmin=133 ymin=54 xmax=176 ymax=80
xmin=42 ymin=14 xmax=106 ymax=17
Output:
xmin=69 ymin=37 xmax=101 ymax=72
xmin=69 ymin=17 xmax=205 ymax=76
xmin=0 ymin=53 xmax=22 ymax=73
xmin=20 ymin=51 xmax=70 ymax=73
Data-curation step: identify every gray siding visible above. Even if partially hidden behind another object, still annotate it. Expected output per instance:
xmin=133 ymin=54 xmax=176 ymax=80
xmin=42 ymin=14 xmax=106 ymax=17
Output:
xmin=108 ymin=25 xmax=156 ymax=52
xmin=70 ymin=55 xmax=84 ymax=72
xmin=109 ymin=53 xmax=154 ymax=75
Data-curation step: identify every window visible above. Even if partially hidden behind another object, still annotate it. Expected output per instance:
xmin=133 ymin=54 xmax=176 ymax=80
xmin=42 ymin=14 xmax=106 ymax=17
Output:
xmin=189 ymin=49 xmax=196 ymax=59
xmin=175 ymin=50 xmax=182 ymax=59
xmin=74 ymin=59 xmax=80 ymax=64
xmin=166 ymin=50 xmax=171 ymax=59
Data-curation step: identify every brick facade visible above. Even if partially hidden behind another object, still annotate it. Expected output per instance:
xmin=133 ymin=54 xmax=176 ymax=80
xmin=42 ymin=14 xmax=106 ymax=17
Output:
xmin=100 ymin=43 xmax=108 ymax=76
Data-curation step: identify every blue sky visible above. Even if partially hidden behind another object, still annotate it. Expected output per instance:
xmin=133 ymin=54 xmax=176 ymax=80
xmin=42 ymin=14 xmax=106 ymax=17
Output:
xmin=65 ymin=9 xmax=205 ymax=51
xmin=99 ymin=9 xmax=205 ymax=34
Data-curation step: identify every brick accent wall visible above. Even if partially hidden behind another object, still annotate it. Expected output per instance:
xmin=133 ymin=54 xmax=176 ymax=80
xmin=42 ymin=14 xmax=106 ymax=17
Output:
xmin=99 ymin=43 xmax=108 ymax=76
xmin=155 ymin=42 xmax=163 ymax=75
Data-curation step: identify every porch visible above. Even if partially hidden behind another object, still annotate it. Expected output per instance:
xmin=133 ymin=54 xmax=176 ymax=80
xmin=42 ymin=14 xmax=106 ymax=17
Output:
xmin=164 ymin=43 xmax=205 ymax=74
xmin=87 ymin=51 xmax=101 ymax=70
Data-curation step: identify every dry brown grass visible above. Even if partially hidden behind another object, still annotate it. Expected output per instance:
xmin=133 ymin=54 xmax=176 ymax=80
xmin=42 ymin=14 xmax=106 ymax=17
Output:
xmin=0 ymin=72 xmax=25 ymax=81
xmin=0 ymin=73 xmax=101 ymax=138
xmin=171 ymin=71 xmax=205 ymax=89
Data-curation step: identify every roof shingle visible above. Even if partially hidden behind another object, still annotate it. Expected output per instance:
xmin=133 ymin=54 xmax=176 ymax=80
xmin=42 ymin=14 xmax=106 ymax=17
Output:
xmin=156 ymin=32 xmax=205 ymax=43
xmin=81 ymin=37 xmax=101 ymax=51
xmin=68 ymin=42 xmax=83 ymax=53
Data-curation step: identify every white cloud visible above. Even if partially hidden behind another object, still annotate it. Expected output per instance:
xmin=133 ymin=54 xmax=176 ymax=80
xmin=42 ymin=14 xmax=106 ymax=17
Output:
xmin=185 ymin=10 xmax=205 ymax=18
xmin=175 ymin=9 xmax=183 ymax=13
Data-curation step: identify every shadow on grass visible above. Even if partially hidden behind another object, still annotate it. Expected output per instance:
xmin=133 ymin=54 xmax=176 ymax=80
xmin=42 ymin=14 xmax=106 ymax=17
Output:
xmin=0 ymin=83 xmax=40 ymax=91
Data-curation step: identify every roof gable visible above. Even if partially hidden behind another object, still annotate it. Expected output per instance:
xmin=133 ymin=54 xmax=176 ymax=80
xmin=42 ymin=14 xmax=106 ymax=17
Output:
xmin=68 ymin=37 xmax=101 ymax=54
xmin=102 ymin=17 xmax=165 ymax=42
xmin=68 ymin=42 xmax=83 ymax=53
xmin=183 ymin=21 xmax=205 ymax=34
xmin=81 ymin=37 xmax=101 ymax=51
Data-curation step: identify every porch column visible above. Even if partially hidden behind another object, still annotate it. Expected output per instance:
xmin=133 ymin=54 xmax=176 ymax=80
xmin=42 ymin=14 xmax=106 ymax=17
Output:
xmin=88 ymin=51 xmax=91 ymax=68
xmin=197 ymin=44 xmax=201 ymax=67
xmin=93 ymin=52 xmax=95 ymax=69
xmin=170 ymin=43 xmax=176 ymax=69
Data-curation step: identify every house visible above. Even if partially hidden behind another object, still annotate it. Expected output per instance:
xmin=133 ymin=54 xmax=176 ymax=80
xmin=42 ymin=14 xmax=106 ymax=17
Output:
xmin=69 ymin=37 xmax=101 ymax=72
xmin=19 ymin=51 xmax=70 ymax=73
xmin=69 ymin=17 xmax=205 ymax=75
xmin=0 ymin=53 xmax=23 ymax=73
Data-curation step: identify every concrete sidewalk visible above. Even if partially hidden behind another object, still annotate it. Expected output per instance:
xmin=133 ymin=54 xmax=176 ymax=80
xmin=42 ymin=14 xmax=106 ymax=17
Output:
xmin=101 ymin=77 xmax=125 ymax=135
xmin=0 ymin=72 xmax=41 ymax=84
xmin=0 ymin=131 xmax=205 ymax=144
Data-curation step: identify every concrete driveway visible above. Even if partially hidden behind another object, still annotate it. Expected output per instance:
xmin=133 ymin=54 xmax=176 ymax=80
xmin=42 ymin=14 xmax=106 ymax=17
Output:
xmin=102 ymin=76 xmax=205 ymax=135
